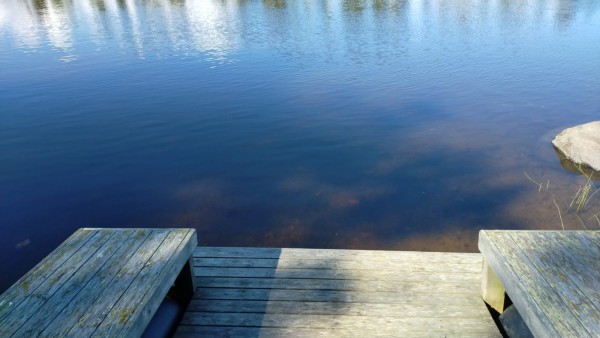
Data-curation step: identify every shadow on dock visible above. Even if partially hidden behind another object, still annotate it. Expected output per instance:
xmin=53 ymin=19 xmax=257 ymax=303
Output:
xmin=174 ymin=247 xmax=501 ymax=337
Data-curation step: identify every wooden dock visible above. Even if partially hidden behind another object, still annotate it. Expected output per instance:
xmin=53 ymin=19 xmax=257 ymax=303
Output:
xmin=480 ymin=230 xmax=600 ymax=338
xmin=0 ymin=228 xmax=197 ymax=338
xmin=175 ymin=247 xmax=501 ymax=337
xmin=18 ymin=228 xmax=600 ymax=337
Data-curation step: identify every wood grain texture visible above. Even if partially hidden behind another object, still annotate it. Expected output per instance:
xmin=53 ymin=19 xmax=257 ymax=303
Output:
xmin=40 ymin=229 xmax=153 ymax=337
xmin=194 ymin=257 xmax=482 ymax=273
xmin=0 ymin=230 xmax=114 ymax=336
xmin=0 ymin=229 xmax=94 ymax=321
xmin=13 ymin=230 xmax=132 ymax=337
xmin=195 ymin=247 xmax=482 ymax=263
xmin=479 ymin=230 xmax=600 ymax=338
xmin=509 ymin=232 xmax=600 ymax=334
xmin=195 ymin=267 xmax=479 ymax=282
xmin=186 ymin=299 xmax=491 ymax=317
xmin=0 ymin=228 xmax=196 ymax=338
xmin=179 ymin=312 xmax=499 ymax=331
xmin=93 ymin=229 xmax=196 ymax=337
xmin=195 ymin=276 xmax=480 ymax=293
xmin=549 ymin=232 xmax=600 ymax=309
xmin=117 ymin=229 xmax=196 ymax=337
xmin=193 ymin=287 xmax=486 ymax=305
xmin=67 ymin=229 xmax=172 ymax=337
xmin=178 ymin=247 xmax=501 ymax=338
xmin=175 ymin=325 xmax=501 ymax=338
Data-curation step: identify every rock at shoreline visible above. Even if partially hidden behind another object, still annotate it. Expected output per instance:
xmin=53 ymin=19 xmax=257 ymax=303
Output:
xmin=552 ymin=121 xmax=600 ymax=172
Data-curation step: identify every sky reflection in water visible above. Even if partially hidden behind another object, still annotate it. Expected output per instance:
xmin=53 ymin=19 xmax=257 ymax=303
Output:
xmin=1 ymin=0 xmax=599 ymax=291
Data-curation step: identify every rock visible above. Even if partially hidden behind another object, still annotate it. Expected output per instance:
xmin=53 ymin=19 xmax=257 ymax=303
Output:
xmin=552 ymin=121 xmax=600 ymax=172
xmin=499 ymin=305 xmax=534 ymax=338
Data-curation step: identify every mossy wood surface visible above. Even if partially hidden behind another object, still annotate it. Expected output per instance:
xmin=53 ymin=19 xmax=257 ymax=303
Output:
xmin=479 ymin=230 xmax=600 ymax=338
xmin=0 ymin=228 xmax=197 ymax=338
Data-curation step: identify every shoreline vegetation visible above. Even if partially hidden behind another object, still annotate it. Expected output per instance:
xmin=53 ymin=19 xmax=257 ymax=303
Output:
xmin=524 ymin=167 xmax=600 ymax=231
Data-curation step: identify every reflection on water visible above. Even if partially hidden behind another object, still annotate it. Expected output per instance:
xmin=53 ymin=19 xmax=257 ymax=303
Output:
xmin=3 ymin=0 xmax=599 ymax=60
xmin=2 ymin=0 xmax=244 ymax=61
xmin=1 ymin=0 xmax=600 ymax=291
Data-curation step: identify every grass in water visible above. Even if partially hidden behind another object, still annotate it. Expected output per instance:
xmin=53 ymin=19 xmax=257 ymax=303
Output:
xmin=524 ymin=165 xmax=600 ymax=230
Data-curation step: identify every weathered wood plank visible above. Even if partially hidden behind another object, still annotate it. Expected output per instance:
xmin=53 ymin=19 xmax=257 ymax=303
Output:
xmin=551 ymin=232 xmax=600 ymax=309
xmin=114 ymin=229 xmax=196 ymax=337
xmin=195 ymin=247 xmax=282 ymax=258
xmin=186 ymin=299 xmax=491 ymax=317
xmin=174 ymin=325 xmax=501 ymax=338
xmin=39 ymin=229 xmax=154 ymax=337
xmin=0 ymin=230 xmax=114 ymax=336
xmin=195 ymin=267 xmax=479 ymax=282
xmin=95 ymin=229 xmax=195 ymax=337
xmin=193 ymin=287 xmax=485 ymax=306
xmin=0 ymin=228 xmax=198 ymax=338
xmin=13 ymin=230 xmax=134 ymax=337
xmin=0 ymin=229 xmax=95 ymax=321
xmin=194 ymin=257 xmax=482 ymax=273
xmin=196 ymin=276 xmax=480 ymax=294
xmin=331 ymin=314 xmax=499 ymax=332
xmin=65 ymin=229 xmax=172 ymax=336
xmin=478 ymin=231 xmax=584 ymax=337
xmin=179 ymin=312 xmax=498 ymax=331
xmin=194 ymin=247 xmax=482 ymax=264
xmin=576 ymin=231 xmax=600 ymax=253
xmin=183 ymin=246 xmax=499 ymax=337
xmin=508 ymin=232 xmax=600 ymax=336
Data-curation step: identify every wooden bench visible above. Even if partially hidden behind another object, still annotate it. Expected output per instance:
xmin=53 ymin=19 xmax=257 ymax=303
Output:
xmin=0 ymin=228 xmax=197 ymax=337
xmin=479 ymin=230 xmax=600 ymax=337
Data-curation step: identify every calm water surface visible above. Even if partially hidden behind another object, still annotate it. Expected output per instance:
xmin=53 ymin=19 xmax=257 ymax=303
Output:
xmin=1 ymin=0 xmax=599 ymax=291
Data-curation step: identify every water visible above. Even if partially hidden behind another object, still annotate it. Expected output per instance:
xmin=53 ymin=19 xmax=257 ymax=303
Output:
xmin=1 ymin=0 xmax=599 ymax=292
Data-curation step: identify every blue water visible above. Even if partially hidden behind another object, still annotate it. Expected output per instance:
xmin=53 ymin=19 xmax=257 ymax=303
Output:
xmin=1 ymin=0 xmax=599 ymax=292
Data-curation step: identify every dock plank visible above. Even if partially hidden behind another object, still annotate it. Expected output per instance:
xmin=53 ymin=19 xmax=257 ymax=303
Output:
xmin=195 ymin=276 xmax=480 ymax=293
xmin=186 ymin=299 xmax=491 ymax=317
xmin=66 ymin=229 xmax=172 ymax=336
xmin=555 ymin=232 xmax=600 ymax=300
xmin=95 ymin=229 xmax=194 ymax=337
xmin=479 ymin=230 xmax=591 ymax=337
xmin=194 ymin=257 xmax=482 ymax=273
xmin=195 ymin=247 xmax=482 ymax=263
xmin=13 ymin=230 xmax=132 ymax=337
xmin=180 ymin=312 xmax=498 ymax=331
xmin=0 ymin=230 xmax=114 ymax=336
xmin=193 ymin=287 xmax=484 ymax=306
xmin=509 ymin=232 xmax=600 ymax=335
xmin=175 ymin=325 xmax=500 ymax=338
xmin=178 ymin=247 xmax=501 ymax=338
xmin=195 ymin=267 xmax=479 ymax=282
xmin=0 ymin=228 xmax=197 ymax=338
xmin=40 ymin=229 xmax=153 ymax=337
xmin=0 ymin=229 xmax=95 ymax=321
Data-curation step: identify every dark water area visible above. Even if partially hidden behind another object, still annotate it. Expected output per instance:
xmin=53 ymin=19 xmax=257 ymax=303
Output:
xmin=1 ymin=0 xmax=599 ymax=292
